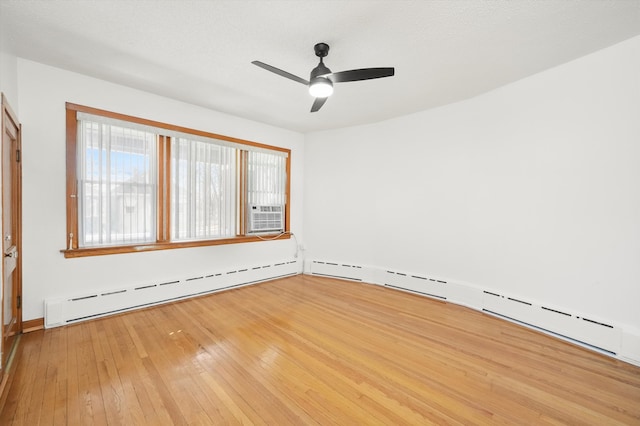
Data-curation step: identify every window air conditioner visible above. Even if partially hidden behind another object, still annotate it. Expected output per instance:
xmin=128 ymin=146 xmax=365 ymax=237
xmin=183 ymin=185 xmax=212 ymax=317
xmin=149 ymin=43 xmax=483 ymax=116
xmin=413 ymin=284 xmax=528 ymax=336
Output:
xmin=247 ymin=205 xmax=284 ymax=233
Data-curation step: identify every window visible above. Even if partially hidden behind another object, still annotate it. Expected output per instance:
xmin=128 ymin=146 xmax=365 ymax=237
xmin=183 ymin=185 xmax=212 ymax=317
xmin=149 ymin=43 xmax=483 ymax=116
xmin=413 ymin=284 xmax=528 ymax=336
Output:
xmin=77 ymin=120 xmax=157 ymax=247
xmin=64 ymin=103 xmax=290 ymax=258
xmin=170 ymin=137 xmax=236 ymax=241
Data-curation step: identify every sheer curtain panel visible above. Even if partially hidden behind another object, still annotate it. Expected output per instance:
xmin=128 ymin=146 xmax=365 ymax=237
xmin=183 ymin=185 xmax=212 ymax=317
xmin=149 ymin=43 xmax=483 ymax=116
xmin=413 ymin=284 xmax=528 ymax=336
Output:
xmin=77 ymin=120 xmax=157 ymax=247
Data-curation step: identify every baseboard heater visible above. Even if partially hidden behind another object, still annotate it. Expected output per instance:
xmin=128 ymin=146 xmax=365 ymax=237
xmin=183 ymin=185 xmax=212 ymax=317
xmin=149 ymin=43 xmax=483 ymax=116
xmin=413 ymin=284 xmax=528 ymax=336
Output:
xmin=306 ymin=259 xmax=635 ymax=364
xmin=308 ymin=260 xmax=365 ymax=281
xmin=383 ymin=269 xmax=448 ymax=301
xmin=44 ymin=260 xmax=300 ymax=328
xmin=481 ymin=290 xmax=621 ymax=355
xmin=483 ymin=309 xmax=615 ymax=355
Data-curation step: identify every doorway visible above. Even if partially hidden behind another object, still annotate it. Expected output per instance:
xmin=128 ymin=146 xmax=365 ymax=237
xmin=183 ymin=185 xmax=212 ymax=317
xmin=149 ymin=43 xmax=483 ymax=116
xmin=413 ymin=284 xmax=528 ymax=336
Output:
xmin=1 ymin=93 xmax=22 ymax=371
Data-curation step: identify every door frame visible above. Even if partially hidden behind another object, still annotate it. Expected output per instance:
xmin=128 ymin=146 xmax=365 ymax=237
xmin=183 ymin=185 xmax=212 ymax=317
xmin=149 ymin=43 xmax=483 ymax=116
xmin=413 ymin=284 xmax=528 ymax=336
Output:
xmin=1 ymin=93 xmax=22 ymax=371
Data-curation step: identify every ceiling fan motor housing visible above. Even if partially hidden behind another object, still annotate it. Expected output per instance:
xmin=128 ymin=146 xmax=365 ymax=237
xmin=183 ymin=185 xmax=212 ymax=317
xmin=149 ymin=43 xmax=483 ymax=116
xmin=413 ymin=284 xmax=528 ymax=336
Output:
xmin=310 ymin=61 xmax=331 ymax=79
xmin=311 ymin=43 xmax=332 ymax=79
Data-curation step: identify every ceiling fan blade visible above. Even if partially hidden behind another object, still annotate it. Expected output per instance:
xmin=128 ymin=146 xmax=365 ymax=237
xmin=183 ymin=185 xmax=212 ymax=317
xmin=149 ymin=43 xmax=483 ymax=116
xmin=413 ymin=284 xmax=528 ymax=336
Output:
xmin=310 ymin=97 xmax=328 ymax=113
xmin=329 ymin=67 xmax=395 ymax=83
xmin=251 ymin=61 xmax=309 ymax=85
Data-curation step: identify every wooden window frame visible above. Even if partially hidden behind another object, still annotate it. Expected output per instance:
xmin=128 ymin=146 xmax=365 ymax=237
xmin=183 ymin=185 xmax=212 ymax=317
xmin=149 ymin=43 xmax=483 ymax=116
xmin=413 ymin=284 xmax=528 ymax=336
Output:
xmin=62 ymin=103 xmax=290 ymax=258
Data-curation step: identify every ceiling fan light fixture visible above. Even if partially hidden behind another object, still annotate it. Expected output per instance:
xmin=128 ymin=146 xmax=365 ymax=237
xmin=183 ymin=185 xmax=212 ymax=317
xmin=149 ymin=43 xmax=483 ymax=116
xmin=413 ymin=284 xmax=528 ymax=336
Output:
xmin=252 ymin=42 xmax=394 ymax=112
xmin=309 ymin=77 xmax=333 ymax=98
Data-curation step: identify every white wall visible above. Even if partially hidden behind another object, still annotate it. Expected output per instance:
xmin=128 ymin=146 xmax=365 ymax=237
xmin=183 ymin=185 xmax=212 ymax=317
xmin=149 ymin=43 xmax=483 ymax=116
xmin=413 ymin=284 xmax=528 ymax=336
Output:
xmin=17 ymin=59 xmax=305 ymax=321
xmin=0 ymin=32 xmax=19 ymax=110
xmin=305 ymin=36 xmax=640 ymax=332
xmin=0 ymin=53 xmax=18 ymax=110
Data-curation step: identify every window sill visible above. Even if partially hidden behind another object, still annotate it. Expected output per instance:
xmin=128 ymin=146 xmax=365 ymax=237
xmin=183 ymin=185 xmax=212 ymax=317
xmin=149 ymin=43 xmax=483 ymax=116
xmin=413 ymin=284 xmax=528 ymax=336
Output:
xmin=60 ymin=233 xmax=291 ymax=258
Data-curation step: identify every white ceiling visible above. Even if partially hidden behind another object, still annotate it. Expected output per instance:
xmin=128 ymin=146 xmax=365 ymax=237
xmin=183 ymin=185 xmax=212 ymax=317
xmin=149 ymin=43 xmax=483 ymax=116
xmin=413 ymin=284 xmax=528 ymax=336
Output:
xmin=1 ymin=0 xmax=639 ymax=133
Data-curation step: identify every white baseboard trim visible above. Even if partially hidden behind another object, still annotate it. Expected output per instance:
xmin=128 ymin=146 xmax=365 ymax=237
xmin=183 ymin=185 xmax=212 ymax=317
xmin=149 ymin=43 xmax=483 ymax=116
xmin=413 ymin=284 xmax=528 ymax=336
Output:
xmin=305 ymin=259 xmax=640 ymax=367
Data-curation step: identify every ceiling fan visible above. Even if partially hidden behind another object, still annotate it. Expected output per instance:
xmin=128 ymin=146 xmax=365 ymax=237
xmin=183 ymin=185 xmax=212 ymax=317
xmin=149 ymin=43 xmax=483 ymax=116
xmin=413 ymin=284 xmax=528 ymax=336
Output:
xmin=252 ymin=42 xmax=395 ymax=112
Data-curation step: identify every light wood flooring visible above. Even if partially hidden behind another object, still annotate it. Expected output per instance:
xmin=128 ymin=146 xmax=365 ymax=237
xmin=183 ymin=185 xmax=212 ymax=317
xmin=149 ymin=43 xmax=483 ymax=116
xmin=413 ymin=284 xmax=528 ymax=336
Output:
xmin=1 ymin=275 xmax=639 ymax=425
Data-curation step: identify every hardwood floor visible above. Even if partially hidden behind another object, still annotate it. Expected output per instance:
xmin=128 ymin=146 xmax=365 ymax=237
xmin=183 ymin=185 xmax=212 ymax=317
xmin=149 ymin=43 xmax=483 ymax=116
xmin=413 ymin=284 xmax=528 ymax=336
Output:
xmin=1 ymin=275 xmax=639 ymax=425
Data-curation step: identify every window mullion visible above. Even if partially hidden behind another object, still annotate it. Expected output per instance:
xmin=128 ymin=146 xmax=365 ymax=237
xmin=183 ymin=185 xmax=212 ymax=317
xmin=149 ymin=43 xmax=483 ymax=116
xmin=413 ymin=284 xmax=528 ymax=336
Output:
xmin=157 ymin=135 xmax=171 ymax=242
xmin=157 ymin=135 xmax=164 ymax=242
xmin=238 ymin=150 xmax=247 ymax=236
xmin=165 ymin=137 xmax=172 ymax=242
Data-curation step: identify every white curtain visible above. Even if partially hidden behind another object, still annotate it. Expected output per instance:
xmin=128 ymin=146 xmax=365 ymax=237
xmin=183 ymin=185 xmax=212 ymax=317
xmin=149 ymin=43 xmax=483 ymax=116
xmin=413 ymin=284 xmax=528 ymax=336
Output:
xmin=171 ymin=137 xmax=236 ymax=240
xmin=76 ymin=112 xmax=287 ymax=246
xmin=246 ymin=151 xmax=287 ymax=207
xmin=77 ymin=121 xmax=157 ymax=247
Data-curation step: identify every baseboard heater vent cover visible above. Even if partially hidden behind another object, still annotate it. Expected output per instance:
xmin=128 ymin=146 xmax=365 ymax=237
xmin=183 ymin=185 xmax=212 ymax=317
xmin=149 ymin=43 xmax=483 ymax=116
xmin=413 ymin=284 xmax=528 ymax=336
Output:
xmin=383 ymin=270 xmax=447 ymax=300
xmin=482 ymin=290 xmax=621 ymax=354
xmin=309 ymin=260 xmax=364 ymax=281
xmin=45 ymin=260 xmax=299 ymax=328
